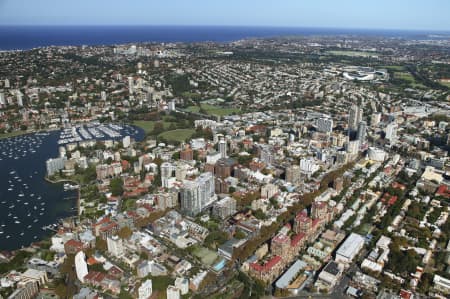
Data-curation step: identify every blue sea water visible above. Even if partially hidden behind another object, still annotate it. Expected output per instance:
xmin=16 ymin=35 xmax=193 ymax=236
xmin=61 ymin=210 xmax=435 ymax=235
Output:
xmin=0 ymin=25 xmax=448 ymax=50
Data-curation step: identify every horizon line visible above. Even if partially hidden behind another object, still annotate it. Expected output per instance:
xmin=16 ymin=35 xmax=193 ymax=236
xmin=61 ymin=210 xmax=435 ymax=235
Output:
xmin=0 ymin=24 xmax=449 ymax=33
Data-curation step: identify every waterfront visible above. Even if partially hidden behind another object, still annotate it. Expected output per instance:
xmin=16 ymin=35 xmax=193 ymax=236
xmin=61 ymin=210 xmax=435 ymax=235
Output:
xmin=0 ymin=124 xmax=143 ymax=251
xmin=1 ymin=25 xmax=448 ymax=50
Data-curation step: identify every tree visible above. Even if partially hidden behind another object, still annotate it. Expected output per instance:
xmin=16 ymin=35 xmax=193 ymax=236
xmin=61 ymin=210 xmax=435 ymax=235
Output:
xmin=89 ymin=263 xmax=107 ymax=273
xmin=172 ymin=151 xmax=180 ymax=160
xmin=54 ymin=283 xmax=67 ymax=298
xmin=151 ymin=121 xmax=165 ymax=135
xmin=417 ymin=272 xmax=433 ymax=293
xmin=204 ymin=231 xmax=229 ymax=249
xmin=79 ymin=165 xmax=97 ymax=184
xmin=110 ymin=177 xmax=123 ymax=196
xmin=237 ymin=155 xmax=253 ymax=167
xmin=252 ymin=209 xmax=266 ymax=221
xmin=96 ymin=237 xmax=107 ymax=252
xmin=117 ymin=226 xmax=132 ymax=239
xmin=235 ymin=230 xmax=246 ymax=240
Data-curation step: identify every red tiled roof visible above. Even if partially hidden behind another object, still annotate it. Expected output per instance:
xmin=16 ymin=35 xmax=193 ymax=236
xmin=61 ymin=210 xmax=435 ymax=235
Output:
xmin=250 ymin=255 xmax=282 ymax=272
xmin=291 ymin=233 xmax=306 ymax=247
xmin=312 ymin=219 xmax=320 ymax=228
xmin=381 ymin=193 xmax=398 ymax=206
xmin=436 ymin=185 xmax=450 ymax=198
xmin=65 ymin=239 xmax=83 ymax=248
xmin=247 ymin=125 xmax=266 ymax=133
xmin=94 ymin=217 xmax=111 ymax=226
xmin=99 ymin=222 xmax=117 ymax=232
xmin=84 ymin=271 xmax=106 ymax=284
xmin=388 ymin=196 xmax=398 ymax=206
xmin=295 ymin=210 xmax=309 ymax=221
xmin=399 ymin=289 xmax=412 ymax=299
xmin=382 ymin=193 xmax=398 ymax=206
xmin=126 ymin=210 xmax=139 ymax=218
xmin=314 ymin=201 xmax=327 ymax=209
xmin=272 ymin=234 xmax=290 ymax=244
xmin=87 ymin=257 xmax=98 ymax=265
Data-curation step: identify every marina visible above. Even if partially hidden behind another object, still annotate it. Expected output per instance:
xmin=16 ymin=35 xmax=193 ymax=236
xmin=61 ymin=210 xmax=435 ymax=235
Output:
xmin=58 ymin=122 xmax=139 ymax=145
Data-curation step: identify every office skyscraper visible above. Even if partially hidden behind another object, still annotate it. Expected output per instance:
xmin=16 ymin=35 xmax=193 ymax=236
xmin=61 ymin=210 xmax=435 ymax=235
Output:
xmin=107 ymin=235 xmax=124 ymax=257
xmin=0 ymin=92 xmax=5 ymax=106
xmin=181 ymin=172 xmax=216 ymax=216
xmin=385 ymin=122 xmax=398 ymax=142
xmin=219 ymin=138 xmax=227 ymax=158
xmin=161 ymin=162 xmax=175 ymax=188
xmin=348 ymin=104 xmax=363 ymax=140
xmin=317 ymin=117 xmax=333 ymax=133
xmin=357 ymin=121 xmax=367 ymax=144
xmin=128 ymin=76 xmax=134 ymax=95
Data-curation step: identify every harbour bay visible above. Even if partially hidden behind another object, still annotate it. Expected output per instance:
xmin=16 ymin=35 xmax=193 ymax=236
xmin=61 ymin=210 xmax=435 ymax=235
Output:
xmin=0 ymin=124 xmax=143 ymax=251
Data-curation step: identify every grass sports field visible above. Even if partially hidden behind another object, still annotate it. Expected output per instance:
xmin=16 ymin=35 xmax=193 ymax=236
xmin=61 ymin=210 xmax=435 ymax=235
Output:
xmin=326 ymin=50 xmax=378 ymax=57
xmin=394 ymin=72 xmax=426 ymax=88
xmin=193 ymin=246 xmax=219 ymax=266
xmin=132 ymin=120 xmax=177 ymax=134
xmin=158 ymin=129 xmax=195 ymax=142
xmin=186 ymin=103 xmax=240 ymax=116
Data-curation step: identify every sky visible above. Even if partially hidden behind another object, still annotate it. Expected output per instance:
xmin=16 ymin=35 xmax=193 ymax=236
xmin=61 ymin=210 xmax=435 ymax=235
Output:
xmin=0 ymin=0 xmax=449 ymax=31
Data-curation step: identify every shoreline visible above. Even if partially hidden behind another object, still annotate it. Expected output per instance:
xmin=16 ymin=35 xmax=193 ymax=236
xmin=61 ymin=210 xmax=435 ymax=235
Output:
xmin=0 ymin=26 xmax=448 ymax=51
xmin=45 ymin=177 xmax=81 ymax=217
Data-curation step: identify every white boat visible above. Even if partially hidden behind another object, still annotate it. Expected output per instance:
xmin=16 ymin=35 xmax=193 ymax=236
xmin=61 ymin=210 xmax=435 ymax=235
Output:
xmin=14 ymin=220 xmax=20 ymax=224
xmin=64 ymin=183 xmax=80 ymax=191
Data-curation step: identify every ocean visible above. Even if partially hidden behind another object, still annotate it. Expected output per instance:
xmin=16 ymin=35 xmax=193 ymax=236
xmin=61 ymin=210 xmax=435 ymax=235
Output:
xmin=0 ymin=25 xmax=448 ymax=50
